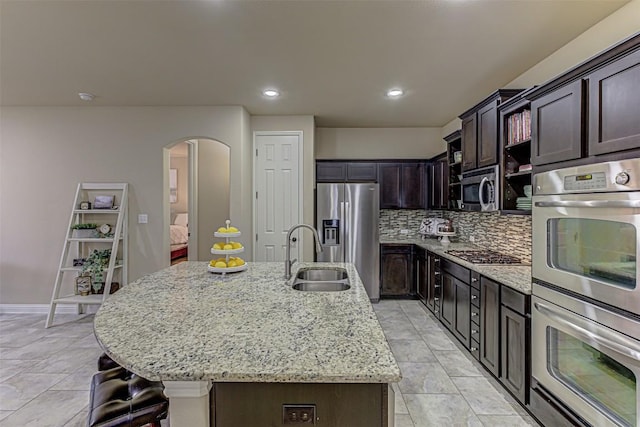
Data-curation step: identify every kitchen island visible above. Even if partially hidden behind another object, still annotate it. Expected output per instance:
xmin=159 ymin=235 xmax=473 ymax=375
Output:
xmin=93 ymin=261 xmax=401 ymax=427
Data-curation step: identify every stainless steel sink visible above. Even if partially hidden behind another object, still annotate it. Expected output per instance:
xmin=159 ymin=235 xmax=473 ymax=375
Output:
xmin=292 ymin=282 xmax=351 ymax=292
xmin=296 ymin=267 xmax=348 ymax=281
xmin=292 ymin=267 xmax=350 ymax=292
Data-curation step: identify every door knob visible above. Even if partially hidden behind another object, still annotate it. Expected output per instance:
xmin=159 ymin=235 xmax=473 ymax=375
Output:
xmin=291 ymin=237 xmax=297 ymax=242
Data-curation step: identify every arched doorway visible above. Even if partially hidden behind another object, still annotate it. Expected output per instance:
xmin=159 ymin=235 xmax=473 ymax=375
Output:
xmin=165 ymin=138 xmax=230 ymax=264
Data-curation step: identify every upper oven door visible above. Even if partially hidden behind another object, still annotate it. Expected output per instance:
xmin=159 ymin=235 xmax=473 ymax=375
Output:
xmin=532 ymin=192 xmax=640 ymax=315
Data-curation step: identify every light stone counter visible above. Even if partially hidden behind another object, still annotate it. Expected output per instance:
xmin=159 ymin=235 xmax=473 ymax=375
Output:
xmin=380 ymin=236 xmax=532 ymax=294
xmin=94 ymin=261 xmax=401 ymax=383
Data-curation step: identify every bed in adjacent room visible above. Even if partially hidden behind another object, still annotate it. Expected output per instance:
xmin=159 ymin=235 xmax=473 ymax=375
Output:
xmin=170 ymin=213 xmax=188 ymax=261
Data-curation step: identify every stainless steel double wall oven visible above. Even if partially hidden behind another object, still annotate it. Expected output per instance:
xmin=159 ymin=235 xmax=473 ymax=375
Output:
xmin=531 ymin=158 xmax=640 ymax=427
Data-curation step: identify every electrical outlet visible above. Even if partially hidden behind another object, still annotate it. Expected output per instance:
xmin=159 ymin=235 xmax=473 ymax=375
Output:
xmin=400 ymin=229 xmax=409 ymax=235
xmin=283 ymin=405 xmax=315 ymax=425
xmin=138 ymin=214 xmax=148 ymax=224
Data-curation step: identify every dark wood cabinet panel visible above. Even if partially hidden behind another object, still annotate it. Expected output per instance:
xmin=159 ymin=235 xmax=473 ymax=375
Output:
xmin=378 ymin=163 xmax=426 ymax=209
xmin=416 ymin=248 xmax=427 ymax=303
xmin=316 ymin=162 xmax=347 ymax=182
xmin=379 ymin=164 xmax=403 ymax=209
xmin=531 ymin=80 xmax=584 ymax=166
xmin=440 ymin=272 xmax=470 ymax=348
xmin=429 ymin=158 xmax=449 ymax=210
xmin=480 ymin=277 xmax=500 ymax=377
xmin=346 ymin=163 xmax=378 ymax=182
xmin=426 ymin=252 xmax=440 ymax=316
xmin=380 ymin=245 xmax=413 ymax=297
xmin=477 ymin=100 xmax=500 ymax=168
xmin=589 ymin=49 xmax=640 ymax=156
xmin=501 ymin=306 xmax=528 ymax=404
xmin=461 ymin=115 xmax=478 ymax=171
xmin=401 ymin=163 xmax=425 ymax=208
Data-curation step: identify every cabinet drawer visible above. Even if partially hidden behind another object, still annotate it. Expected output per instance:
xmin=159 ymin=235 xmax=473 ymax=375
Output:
xmin=471 ymin=305 xmax=480 ymax=322
xmin=501 ymin=286 xmax=527 ymax=315
xmin=471 ymin=287 xmax=480 ymax=307
xmin=441 ymin=258 xmax=470 ymax=284
xmin=470 ymin=271 xmax=480 ymax=289
xmin=471 ymin=324 xmax=480 ymax=342
xmin=380 ymin=244 xmax=413 ymax=255
xmin=347 ymin=163 xmax=378 ymax=182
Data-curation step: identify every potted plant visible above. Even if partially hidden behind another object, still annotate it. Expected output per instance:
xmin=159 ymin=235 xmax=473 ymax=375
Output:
xmin=81 ymin=249 xmax=111 ymax=292
xmin=71 ymin=223 xmax=98 ymax=238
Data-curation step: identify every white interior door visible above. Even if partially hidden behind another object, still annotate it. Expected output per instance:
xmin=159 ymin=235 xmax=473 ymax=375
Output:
xmin=254 ymin=132 xmax=302 ymax=262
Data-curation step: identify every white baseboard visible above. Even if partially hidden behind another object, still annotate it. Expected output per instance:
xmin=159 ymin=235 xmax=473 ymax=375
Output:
xmin=0 ymin=304 xmax=97 ymax=315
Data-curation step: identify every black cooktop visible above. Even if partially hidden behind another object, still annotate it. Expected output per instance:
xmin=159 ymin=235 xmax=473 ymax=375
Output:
xmin=446 ymin=249 xmax=523 ymax=265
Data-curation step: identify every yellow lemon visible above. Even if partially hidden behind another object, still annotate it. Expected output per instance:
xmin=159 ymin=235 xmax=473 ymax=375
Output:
xmin=213 ymin=243 xmax=223 ymax=250
xmin=209 ymin=259 xmax=217 ymax=267
xmin=217 ymin=226 xmax=227 ymax=233
xmin=214 ymin=261 xmax=227 ymax=268
xmin=231 ymin=242 xmax=242 ymax=249
xmin=223 ymin=244 xmax=233 ymax=250
xmin=228 ymin=226 xmax=239 ymax=233
xmin=235 ymin=258 xmax=245 ymax=266
xmin=227 ymin=260 xmax=237 ymax=267
xmin=217 ymin=257 xmax=226 ymax=262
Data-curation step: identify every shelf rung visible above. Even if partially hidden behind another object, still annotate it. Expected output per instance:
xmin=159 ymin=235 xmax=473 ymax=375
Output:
xmin=53 ymin=294 xmax=104 ymax=304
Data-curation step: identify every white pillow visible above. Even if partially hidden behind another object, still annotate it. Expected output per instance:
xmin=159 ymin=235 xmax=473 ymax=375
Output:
xmin=174 ymin=213 xmax=188 ymax=226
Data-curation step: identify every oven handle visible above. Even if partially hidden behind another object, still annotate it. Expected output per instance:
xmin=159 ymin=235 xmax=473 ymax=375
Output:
xmin=534 ymin=200 xmax=640 ymax=208
xmin=534 ymin=301 xmax=640 ymax=362
xmin=479 ymin=177 xmax=489 ymax=210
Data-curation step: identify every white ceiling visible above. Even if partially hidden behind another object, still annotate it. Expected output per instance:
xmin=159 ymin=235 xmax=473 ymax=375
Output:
xmin=0 ymin=0 xmax=629 ymax=127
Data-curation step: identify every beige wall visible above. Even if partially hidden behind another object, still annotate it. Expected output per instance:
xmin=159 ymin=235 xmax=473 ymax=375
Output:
xmin=0 ymin=106 xmax=251 ymax=304
xmin=197 ymin=140 xmax=230 ymax=261
xmin=316 ymin=128 xmax=445 ymax=160
xmin=250 ymin=116 xmax=316 ymax=260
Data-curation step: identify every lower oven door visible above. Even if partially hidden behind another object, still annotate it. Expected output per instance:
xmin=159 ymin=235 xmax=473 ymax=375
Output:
xmin=532 ymin=286 xmax=640 ymax=427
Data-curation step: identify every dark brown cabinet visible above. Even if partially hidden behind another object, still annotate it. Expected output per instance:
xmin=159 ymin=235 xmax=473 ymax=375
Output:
xmin=500 ymin=286 xmax=530 ymax=405
xmin=445 ymin=131 xmax=462 ymax=210
xmin=526 ymin=34 xmax=640 ymax=168
xmin=588 ymin=49 xmax=640 ymax=156
xmin=429 ymin=156 xmax=448 ymax=210
xmin=460 ymin=90 xmax=523 ymax=172
xmin=425 ymin=252 xmax=441 ymax=316
xmin=380 ymin=244 xmax=414 ymax=297
xmin=530 ymin=80 xmax=584 ymax=166
xmin=316 ymin=161 xmax=377 ymax=183
xmin=479 ymin=277 xmax=500 ymax=377
xmin=440 ymin=259 xmax=471 ymax=349
xmin=415 ymin=247 xmax=427 ymax=303
xmin=378 ymin=163 xmax=425 ymax=209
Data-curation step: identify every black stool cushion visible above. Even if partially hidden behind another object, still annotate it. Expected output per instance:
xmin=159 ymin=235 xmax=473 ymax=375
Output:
xmin=88 ymin=367 xmax=169 ymax=427
xmin=98 ymin=353 xmax=120 ymax=371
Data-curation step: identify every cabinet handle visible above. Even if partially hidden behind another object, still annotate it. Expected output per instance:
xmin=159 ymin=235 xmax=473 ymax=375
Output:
xmin=471 ymin=312 xmax=478 ymax=317
xmin=471 ymin=295 xmax=478 ymax=300
xmin=472 ymin=329 xmax=478 ymax=334
xmin=434 ymin=271 xmax=441 ymax=276
xmin=434 ymin=285 xmax=441 ymax=289
xmin=471 ymin=277 xmax=478 ymax=282
xmin=434 ymin=258 xmax=440 ymax=263
xmin=470 ymin=347 xmax=478 ymax=351
xmin=434 ymin=297 xmax=440 ymax=301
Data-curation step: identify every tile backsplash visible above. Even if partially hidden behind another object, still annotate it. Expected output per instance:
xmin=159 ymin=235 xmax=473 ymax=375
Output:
xmin=379 ymin=209 xmax=532 ymax=264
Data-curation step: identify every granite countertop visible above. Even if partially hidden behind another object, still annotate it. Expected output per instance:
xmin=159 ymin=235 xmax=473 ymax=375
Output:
xmin=93 ymin=262 xmax=401 ymax=384
xmin=380 ymin=236 xmax=532 ymax=294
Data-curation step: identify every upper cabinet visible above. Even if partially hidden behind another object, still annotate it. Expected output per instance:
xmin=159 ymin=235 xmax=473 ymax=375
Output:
xmin=460 ymin=89 xmax=524 ymax=172
xmin=379 ymin=162 xmax=426 ymax=209
xmin=526 ymin=33 xmax=640 ymax=168
xmin=316 ymin=161 xmax=377 ymax=182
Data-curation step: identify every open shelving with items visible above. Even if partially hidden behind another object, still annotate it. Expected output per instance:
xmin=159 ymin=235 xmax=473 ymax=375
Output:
xmin=499 ymin=89 xmax=535 ymax=214
xmin=46 ymin=183 xmax=128 ymax=327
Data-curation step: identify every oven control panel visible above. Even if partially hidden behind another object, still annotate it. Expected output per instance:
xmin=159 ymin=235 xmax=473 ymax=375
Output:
xmin=563 ymin=171 xmax=607 ymax=191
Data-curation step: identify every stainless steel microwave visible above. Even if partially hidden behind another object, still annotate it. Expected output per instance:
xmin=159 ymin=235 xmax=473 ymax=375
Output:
xmin=460 ymin=164 xmax=499 ymax=212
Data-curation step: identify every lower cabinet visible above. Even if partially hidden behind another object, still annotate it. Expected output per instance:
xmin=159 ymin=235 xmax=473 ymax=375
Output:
xmin=440 ymin=271 xmax=471 ymax=349
xmin=415 ymin=247 xmax=427 ymax=303
xmin=479 ymin=277 xmax=500 ymax=377
xmin=500 ymin=286 xmax=530 ymax=405
xmin=380 ymin=244 xmax=414 ymax=297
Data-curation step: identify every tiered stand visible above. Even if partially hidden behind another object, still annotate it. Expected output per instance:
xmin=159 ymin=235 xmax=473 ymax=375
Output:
xmin=208 ymin=220 xmax=247 ymax=275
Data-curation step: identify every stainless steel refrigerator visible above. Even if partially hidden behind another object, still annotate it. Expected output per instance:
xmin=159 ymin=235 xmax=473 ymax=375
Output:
xmin=316 ymin=183 xmax=380 ymax=301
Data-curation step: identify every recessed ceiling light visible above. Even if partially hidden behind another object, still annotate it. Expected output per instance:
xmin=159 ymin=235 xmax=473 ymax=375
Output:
xmin=263 ymin=89 xmax=280 ymax=98
xmin=78 ymin=92 xmax=95 ymax=101
xmin=386 ymin=89 xmax=404 ymax=98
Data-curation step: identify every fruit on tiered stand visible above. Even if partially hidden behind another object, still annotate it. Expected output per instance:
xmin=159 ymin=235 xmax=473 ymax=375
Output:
xmin=208 ymin=220 xmax=247 ymax=274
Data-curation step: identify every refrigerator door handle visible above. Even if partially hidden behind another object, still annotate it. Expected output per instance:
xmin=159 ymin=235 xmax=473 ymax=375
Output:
xmin=340 ymin=201 xmax=346 ymax=262
xmin=345 ymin=201 xmax=350 ymax=263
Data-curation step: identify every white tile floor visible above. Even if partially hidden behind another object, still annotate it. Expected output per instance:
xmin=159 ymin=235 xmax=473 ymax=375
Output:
xmin=0 ymin=301 xmax=539 ymax=426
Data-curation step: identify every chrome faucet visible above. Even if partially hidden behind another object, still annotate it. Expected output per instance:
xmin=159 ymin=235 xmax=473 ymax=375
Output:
xmin=285 ymin=224 xmax=323 ymax=280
